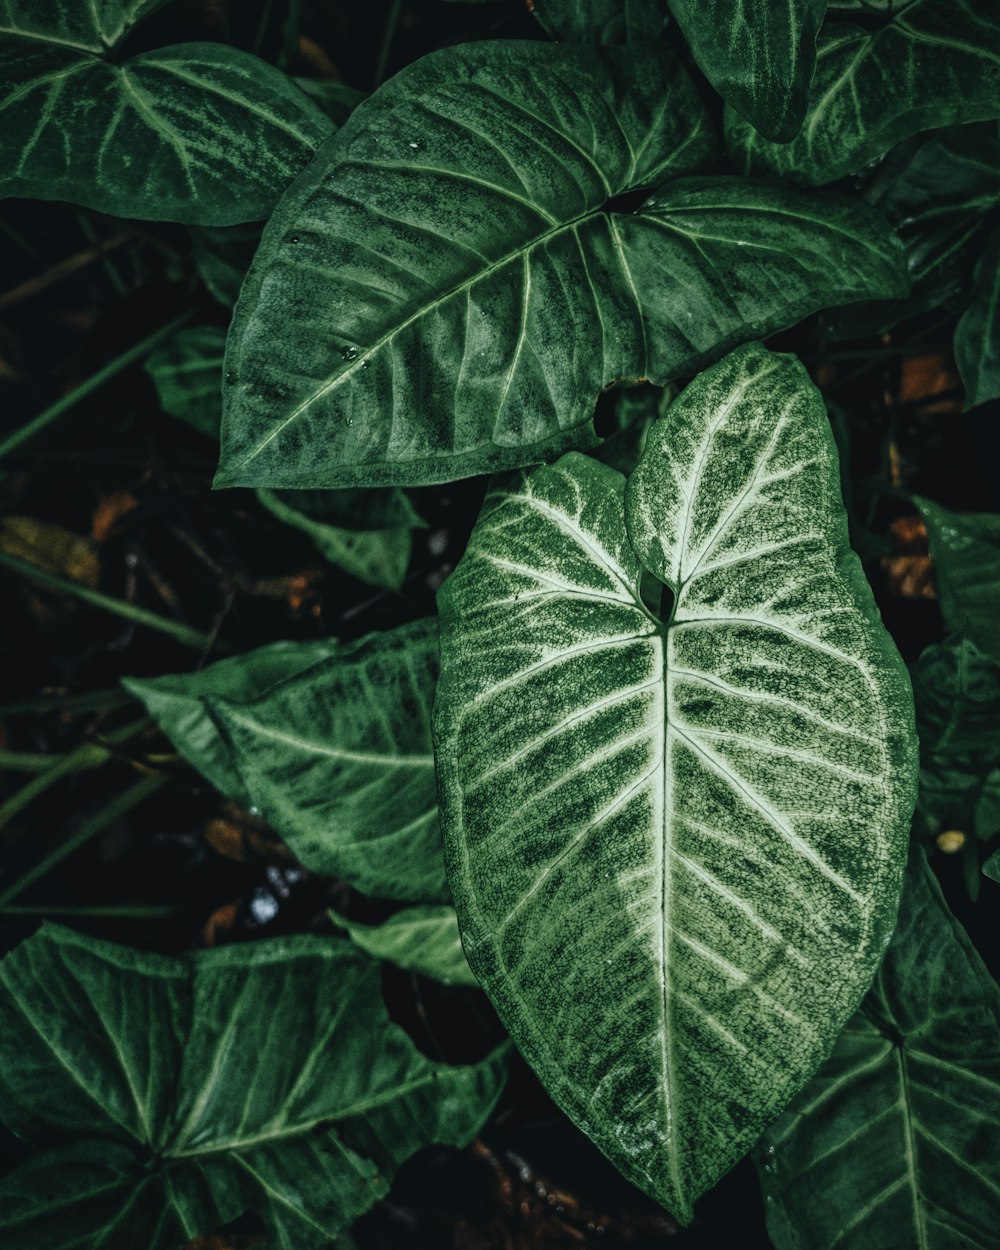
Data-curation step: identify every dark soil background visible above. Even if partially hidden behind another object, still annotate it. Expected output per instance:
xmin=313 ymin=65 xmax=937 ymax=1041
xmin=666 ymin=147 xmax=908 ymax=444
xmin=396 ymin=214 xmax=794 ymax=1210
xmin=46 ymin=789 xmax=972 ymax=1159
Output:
xmin=2 ymin=3 xmax=999 ymax=1248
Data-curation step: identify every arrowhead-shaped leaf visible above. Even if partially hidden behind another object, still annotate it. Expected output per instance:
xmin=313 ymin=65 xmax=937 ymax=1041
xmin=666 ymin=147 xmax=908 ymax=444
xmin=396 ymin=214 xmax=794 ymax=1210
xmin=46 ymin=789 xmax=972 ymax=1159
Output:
xmin=667 ymin=0 xmax=827 ymax=141
xmin=329 ymin=905 xmax=477 ymax=986
xmin=123 ymin=639 xmax=342 ymax=804
xmin=756 ymin=848 xmax=1000 ymax=1249
xmin=207 ymin=618 xmax=446 ymax=901
xmin=217 ymin=37 xmax=906 ymax=491
xmin=726 ymin=1 xmax=1000 ymax=185
xmin=0 ymin=925 xmax=507 ymax=1249
xmin=435 ymin=342 xmax=917 ymax=1221
xmin=0 ymin=30 xmax=333 ymax=224
xmin=915 ymin=498 xmax=1000 ymax=667
xmin=955 ymin=225 xmax=1000 ymax=410
xmin=913 ymin=635 xmax=1000 ymax=840
xmin=0 ymin=0 xmax=166 ymax=52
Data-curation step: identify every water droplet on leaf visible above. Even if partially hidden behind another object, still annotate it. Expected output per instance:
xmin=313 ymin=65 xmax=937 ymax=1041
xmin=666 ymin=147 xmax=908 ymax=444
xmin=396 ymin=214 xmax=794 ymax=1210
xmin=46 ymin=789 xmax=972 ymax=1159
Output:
xmin=341 ymin=345 xmax=359 ymax=361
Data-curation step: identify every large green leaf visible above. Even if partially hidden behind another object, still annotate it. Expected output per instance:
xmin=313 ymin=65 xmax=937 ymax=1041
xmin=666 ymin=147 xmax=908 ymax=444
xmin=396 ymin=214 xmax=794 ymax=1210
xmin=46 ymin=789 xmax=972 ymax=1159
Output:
xmin=0 ymin=0 xmax=165 ymax=52
xmin=256 ymin=489 xmax=414 ymax=591
xmin=0 ymin=924 xmax=507 ymax=1249
xmin=955 ymin=224 xmax=1000 ymax=411
xmin=915 ymin=498 xmax=1000 ymax=667
xmin=0 ymin=31 xmax=333 ymax=224
xmin=726 ymin=1 xmax=1000 ymax=185
xmin=122 ymin=639 xmax=341 ymax=803
xmin=667 ymin=0 xmax=826 ymax=141
xmin=913 ymin=635 xmax=1000 ymax=840
xmin=207 ymin=618 xmax=446 ymax=902
xmin=329 ymin=905 xmax=477 ymax=987
xmin=217 ymin=38 xmax=906 ymax=491
xmin=756 ymin=848 xmax=1000 ymax=1249
xmin=434 ymin=342 xmax=918 ymax=1221
xmin=532 ymin=0 xmax=668 ymax=42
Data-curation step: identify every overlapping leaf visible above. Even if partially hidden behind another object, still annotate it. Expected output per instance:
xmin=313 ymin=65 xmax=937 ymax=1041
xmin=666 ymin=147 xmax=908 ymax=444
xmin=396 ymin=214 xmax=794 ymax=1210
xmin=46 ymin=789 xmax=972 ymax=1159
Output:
xmin=532 ymin=0 xmax=668 ymax=43
xmin=217 ymin=40 xmax=906 ymax=490
xmin=145 ymin=325 xmax=227 ymax=438
xmin=0 ymin=925 xmax=507 ymax=1249
xmin=123 ymin=639 xmax=341 ymax=803
xmin=915 ymin=498 xmax=1000 ymax=666
xmin=206 ymin=618 xmax=446 ymax=901
xmin=727 ymin=1 xmax=1000 ymax=185
xmin=329 ymin=905 xmax=477 ymax=986
xmin=0 ymin=22 xmax=332 ymax=224
xmin=435 ymin=343 xmax=917 ymax=1221
xmin=757 ymin=848 xmax=1000 ymax=1249
xmin=667 ymin=0 xmax=826 ymax=141
xmin=955 ymin=225 xmax=1000 ymax=410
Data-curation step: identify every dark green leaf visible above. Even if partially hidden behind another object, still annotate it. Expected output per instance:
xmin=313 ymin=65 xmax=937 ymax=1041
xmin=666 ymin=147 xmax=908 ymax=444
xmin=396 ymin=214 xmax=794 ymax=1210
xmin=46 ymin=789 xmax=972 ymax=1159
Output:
xmin=0 ymin=34 xmax=333 ymax=224
xmin=329 ymin=905 xmax=477 ymax=986
xmin=915 ymin=498 xmax=1000 ymax=666
xmin=294 ymin=77 xmax=368 ymax=126
xmin=0 ymin=0 xmax=166 ymax=52
xmin=218 ymin=33 xmax=904 ymax=491
xmin=985 ymin=849 xmax=1000 ymax=883
xmin=532 ymin=0 xmax=668 ymax=43
xmin=955 ymin=225 xmax=1000 ymax=410
xmin=726 ymin=2 xmax=1000 ymax=185
xmin=207 ymin=618 xmax=446 ymax=901
xmin=190 ymin=223 xmax=263 ymax=308
xmin=757 ymin=848 xmax=1000 ymax=1250
xmin=913 ymin=634 xmax=1000 ymax=839
xmin=122 ymin=639 xmax=341 ymax=803
xmin=256 ymin=490 xmax=413 ymax=590
xmin=668 ymin=0 xmax=826 ymax=141
xmin=435 ymin=343 xmax=917 ymax=1221
xmin=145 ymin=325 xmax=226 ymax=438
xmin=0 ymin=925 xmax=507 ymax=1249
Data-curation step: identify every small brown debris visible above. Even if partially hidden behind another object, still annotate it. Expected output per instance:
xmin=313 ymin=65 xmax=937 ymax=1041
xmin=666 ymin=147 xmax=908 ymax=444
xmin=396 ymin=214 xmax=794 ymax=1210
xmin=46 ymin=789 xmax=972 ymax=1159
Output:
xmin=91 ymin=491 xmax=139 ymax=543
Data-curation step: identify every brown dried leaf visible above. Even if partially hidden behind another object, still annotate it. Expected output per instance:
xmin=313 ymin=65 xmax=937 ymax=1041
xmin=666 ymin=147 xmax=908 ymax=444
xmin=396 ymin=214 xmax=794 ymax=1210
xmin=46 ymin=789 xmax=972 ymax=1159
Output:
xmin=0 ymin=516 xmax=99 ymax=585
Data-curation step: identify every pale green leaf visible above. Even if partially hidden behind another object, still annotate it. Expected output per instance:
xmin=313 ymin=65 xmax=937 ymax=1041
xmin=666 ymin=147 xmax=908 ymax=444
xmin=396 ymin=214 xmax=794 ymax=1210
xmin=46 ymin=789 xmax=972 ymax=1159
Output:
xmin=435 ymin=342 xmax=917 ymax=1221
xmin=913 ymin=635 xmax=1000 ymax=839
xmin=667 ymin=0 xmax=827 ymax=141
xmin=145 ymin=325 xmax=226 ymax=438
xmin=532 ymin=0 xmax=668 ymax=43
xmin=0 ymin=925 xmax=507 ymax=1249
xmin=218 ymin=33 xmax=904 ymax=492
xmin=914 ymin=498 xmax=1000 ymax=666
xmin=955 ymin=225 xmax=1000 ymax=410
xmin=206 ymin=618 xmax=446 ymax=902
xmin=329 ymin=905 xmax=477 ymax=986
xmin=726 ymin=1 xmax=1000 ymax=185
xmin=0 ymin=0 xmax=166 ymax=53
xmin=256 ymin=489 xmax=413 ymax=591
xmin=0 ymin=38 xmax=333 ymax=224
xmin=757 ymin=848 xmax=1000 ymax=1250
xmin=122 ymin=639 xmax=341 ymax=803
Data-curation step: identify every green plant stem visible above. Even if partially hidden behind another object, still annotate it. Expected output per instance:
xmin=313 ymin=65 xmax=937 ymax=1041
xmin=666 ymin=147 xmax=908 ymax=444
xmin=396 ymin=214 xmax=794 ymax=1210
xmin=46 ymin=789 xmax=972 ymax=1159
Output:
xmin=0 ymin=311 xmax=192 ymax=462
xmin=282 ymin=0 xmax=304 ymax=67
xmin=0 ymin=902 xmax=184 ymax=918
xmin=0 ymin=771 xmax=169 ymax=907
xmin=374 ymin=0 xmax=402 ymax=86
xmin=0 ymin=550 xmax=212 ymax=649
xmin=0 ymin=717 xmax=150 ymax=831
xmin=0 ymin=751 xmax=72 ymax=772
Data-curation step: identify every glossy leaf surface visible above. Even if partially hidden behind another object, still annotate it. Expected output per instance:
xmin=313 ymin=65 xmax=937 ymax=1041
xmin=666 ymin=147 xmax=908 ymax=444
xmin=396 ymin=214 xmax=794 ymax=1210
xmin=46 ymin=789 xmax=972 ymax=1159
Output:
xmin=0 ymin=35 xmax=332 ymax=224
xmin=916 ymin=499 xmax=1000 ymax=667
xmin=218 ymin=37 xmax=906 ymax=490
xmin=914 ymin=635 xmax=1000 ymax=840
xmin=955 ymin=225 xmax=1000 ymax=410
xmin=329 ymin=905 xmax=477 ymax=986
xmin=207 ymin=618 xmax=446 ymax=901
xmin=757 ymin=849 xmax=1000 ymax=1249
xmin=256 ymin=489 xmax=413 ymax=591
xmin=0 ymin=925 xmax=507 ymax=1249
xmin=435 ymin=343 xmax=917 ymax=1220
xmin=727 ymin=1 xmax=1000 ymax=185
xmin=667 ymin=0 xmax=826 ymax=141
xmin=123 ymin=639 xmax=340 ymax=803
